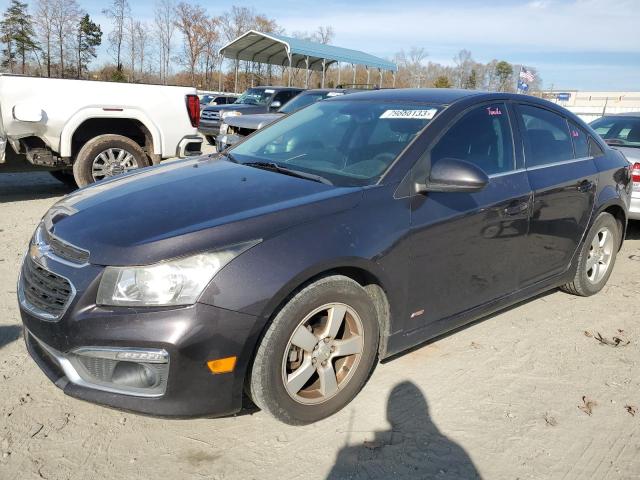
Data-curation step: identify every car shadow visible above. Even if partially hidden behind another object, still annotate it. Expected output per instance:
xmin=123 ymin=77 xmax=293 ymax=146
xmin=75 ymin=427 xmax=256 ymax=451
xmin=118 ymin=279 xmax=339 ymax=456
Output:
xmin=0 ymin=325 xmax=23 ymax=350
xmin=0 ymin=172 xmax=74 ymax=203
xmin=327 ymin=381 xmax=480 ymax=479
xmin=625 ymin=221 xmax=640 ymax=240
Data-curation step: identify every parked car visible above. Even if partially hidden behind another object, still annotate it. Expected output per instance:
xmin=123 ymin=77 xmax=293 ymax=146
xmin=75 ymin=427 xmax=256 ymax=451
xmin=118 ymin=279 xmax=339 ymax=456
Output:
xmin=19 ymin=89 xmax=631 ymax=425
xmin=217 ymin=88 xmax=353 ymax=151
xmin=0 ymin=74 xmax=202 ymax=187
xmin=198 ymin=86 xmax=304 ymax=145
xmin=590 ymin=113 xmax=640 ymax=220
xmin=199 ymin=94 xmax=237 ymax=106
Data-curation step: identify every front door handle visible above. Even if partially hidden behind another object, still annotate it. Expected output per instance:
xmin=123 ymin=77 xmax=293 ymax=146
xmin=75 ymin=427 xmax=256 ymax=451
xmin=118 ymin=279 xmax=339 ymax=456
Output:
xmin=503 ymin=202 xmax=529 ymax=216
xmin=577 ymin=179 xmax=594 ymax=193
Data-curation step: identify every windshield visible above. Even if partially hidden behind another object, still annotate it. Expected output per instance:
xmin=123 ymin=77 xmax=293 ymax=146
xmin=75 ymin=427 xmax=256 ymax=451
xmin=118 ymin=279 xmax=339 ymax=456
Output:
xmin=234 ymin=88 xmax=273 ymax=106
xmin=591 ymin=116 xmax=640 ymax=148
xmin=230 ymin=100 xmax=441 ymax=186
xmin=200 ymin=95 xmax=214 ymax=104
xmin=279 ymin=91 xmax=343 ymax=114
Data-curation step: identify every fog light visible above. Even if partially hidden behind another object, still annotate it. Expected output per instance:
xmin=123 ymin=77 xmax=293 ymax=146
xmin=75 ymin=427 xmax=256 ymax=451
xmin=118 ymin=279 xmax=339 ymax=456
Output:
xmin=111 ymin=362 xmax=159 ymax=388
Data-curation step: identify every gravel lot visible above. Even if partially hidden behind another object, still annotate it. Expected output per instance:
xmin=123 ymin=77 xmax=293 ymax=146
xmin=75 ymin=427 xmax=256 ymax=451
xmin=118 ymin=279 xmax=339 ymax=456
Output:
xmin=1 ymin=167 xmax=639 ymax=480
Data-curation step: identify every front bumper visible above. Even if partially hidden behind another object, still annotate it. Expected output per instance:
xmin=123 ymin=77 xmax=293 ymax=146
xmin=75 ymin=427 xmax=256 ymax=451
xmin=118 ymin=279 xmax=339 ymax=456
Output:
xmin=198 ymin=120 xmax=221 ymax=137
xmin=21 ymin=297 xmax=259 ymax=417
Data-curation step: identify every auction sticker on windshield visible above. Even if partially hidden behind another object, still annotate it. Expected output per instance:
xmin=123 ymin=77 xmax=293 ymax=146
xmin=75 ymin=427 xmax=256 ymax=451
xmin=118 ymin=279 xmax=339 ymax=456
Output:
xmin=380 ymin=109 xmax=438 ymax=119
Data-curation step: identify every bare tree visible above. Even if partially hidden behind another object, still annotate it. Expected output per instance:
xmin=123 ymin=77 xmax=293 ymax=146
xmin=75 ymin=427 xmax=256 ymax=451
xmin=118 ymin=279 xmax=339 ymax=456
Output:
xmin=103 ymin=0 xmax=129 ymax=72
xmin=200 ymin=16 xmax=219 ymax=89
xmin=453 ymin=49 xmax=473 ymax=88
xmin=154 ymin=0 xmax=175 ymax=83
xmin=314 ymin=25 xmax=334 ymax=44
xmin=174 ymin=2 xmax=206 ymax=85
xmin=125 ymin=16 xmax=136 ymax=80
xmin=51 ymin=0 xmax=80 ymax=77
xmin=135 ymin=21 xmax=149 ymax=78
xmin=35 ymin=0 xmax=54 ymax=76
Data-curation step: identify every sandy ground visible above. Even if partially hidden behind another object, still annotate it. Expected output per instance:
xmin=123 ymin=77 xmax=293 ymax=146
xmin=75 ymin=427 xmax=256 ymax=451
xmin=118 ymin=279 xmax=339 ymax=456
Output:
xmin=1 ymin=166 xmax=639 ymax=480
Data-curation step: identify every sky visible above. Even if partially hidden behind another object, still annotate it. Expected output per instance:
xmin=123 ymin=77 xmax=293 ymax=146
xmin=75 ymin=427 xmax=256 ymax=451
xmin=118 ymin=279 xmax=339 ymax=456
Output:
xmin=2 ymin=0 xmax=639 ymax=90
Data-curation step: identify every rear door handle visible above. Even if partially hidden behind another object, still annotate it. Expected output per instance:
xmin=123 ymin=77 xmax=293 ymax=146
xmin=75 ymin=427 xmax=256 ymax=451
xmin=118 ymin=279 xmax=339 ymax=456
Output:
xmin=577 ymin=180 xmax=594 ymax=193
xmin=503 ymin=202 xmax=529 ymax=216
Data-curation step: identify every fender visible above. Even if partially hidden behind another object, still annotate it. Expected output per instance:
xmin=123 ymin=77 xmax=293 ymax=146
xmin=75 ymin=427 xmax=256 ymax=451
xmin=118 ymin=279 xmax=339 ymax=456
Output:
xmin=59 ymin=107 xmax=163 ymax=158
xmin=594 ymin=185 xmax=629 ymax=241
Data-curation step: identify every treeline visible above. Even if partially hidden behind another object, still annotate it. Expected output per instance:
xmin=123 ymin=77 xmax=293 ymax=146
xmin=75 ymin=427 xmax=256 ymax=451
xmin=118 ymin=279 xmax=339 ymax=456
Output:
xmin=0 ymin=0 xmax=541 ymax=92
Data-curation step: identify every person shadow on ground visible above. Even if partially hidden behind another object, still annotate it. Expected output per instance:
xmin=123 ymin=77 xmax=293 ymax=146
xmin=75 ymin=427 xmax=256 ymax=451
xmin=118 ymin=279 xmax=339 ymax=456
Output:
xmin=327 ymin=381 xmax=481 ymax=479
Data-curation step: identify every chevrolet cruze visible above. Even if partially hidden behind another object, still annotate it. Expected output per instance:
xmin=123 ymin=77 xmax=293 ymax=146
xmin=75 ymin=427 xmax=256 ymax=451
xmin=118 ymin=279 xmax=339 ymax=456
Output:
xmin=19 ymin=89 xmax=631 ymax=425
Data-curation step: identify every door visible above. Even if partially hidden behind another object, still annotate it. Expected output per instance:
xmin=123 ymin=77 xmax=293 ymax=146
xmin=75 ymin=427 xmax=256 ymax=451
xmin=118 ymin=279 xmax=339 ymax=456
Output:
xmin=407 ymin=102 xmax=531 ymax=336
xmin=515 ymin=104 xmax=597 ymax=286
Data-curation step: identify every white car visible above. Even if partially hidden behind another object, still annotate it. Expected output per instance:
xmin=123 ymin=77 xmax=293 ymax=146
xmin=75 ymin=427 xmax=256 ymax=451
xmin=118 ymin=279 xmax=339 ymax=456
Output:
xmin=590 ymin=113 xmax=640 ymax=220
xmin=0 ymin=74 xmax=203 ymax=187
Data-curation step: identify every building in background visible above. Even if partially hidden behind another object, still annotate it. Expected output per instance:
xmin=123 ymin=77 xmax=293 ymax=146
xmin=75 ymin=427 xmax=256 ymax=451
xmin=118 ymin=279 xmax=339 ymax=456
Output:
xmin=542 ymin=91 xmax=640 ymax=122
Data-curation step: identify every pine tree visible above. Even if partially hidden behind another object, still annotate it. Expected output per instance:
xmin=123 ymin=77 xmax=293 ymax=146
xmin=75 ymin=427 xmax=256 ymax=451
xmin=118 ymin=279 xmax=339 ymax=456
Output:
xmin=1 ymin=0 xmax=38 ymax=74
xmin=464 ymin=69 xmax=477 ymax=90
xmin=76 ymin=13 xmax=101 ymax=78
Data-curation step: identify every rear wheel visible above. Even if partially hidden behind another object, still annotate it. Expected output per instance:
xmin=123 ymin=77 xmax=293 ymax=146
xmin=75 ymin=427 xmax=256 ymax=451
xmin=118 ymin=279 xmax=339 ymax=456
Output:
xmin=561 ymin=212 xmax=619 ymax=296
xmin=249 ymin=275 xmax=379 ymax=425
xmin=73 ymin=134 xmax=149 ymax=187
xmin=205 ymin=135 xmax=216 ymax=146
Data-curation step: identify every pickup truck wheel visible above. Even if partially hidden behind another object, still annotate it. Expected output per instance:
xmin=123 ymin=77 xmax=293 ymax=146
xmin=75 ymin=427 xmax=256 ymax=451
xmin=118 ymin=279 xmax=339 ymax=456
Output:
xmin=49 ymin=170 xmax=77 ymax=189
xmin=249 ymin=275 xmax=379 ymax=425
xmin=205 ymin=135 xmax=216 ymax=146
xmin=73 ymin=134 xmax=149 ymax=187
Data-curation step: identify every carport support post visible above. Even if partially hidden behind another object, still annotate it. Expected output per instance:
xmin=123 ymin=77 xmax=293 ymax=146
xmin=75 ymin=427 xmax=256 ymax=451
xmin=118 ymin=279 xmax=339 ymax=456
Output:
xmin=352 ymin=64 xmax=356 ymax=84
xmin=366 ymin=66 xmax=370 ymax=86
xmin=218 ymin=58 xmax=223 ymax=92
xmin=321 ymin=59 xmax=326 ymax=88
xmin=337 ymin=62 xmax=341 ymax=86
xmin=305 ymin=56 xmax=309 ymax=88
xmin=287 ymin=53 xmax=292 ymax=87
xmin=234 ymin=56 xmax=239 ymax=93
xmin=392 ymin=71 xmax=396 ymax=88
xmin=379 ymin=69 xmax=383 ymax=88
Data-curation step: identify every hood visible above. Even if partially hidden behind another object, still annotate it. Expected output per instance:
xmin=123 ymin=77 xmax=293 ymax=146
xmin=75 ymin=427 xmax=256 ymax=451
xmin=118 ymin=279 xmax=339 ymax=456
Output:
xmin=202 ymin=103 xmax=268 ymax=115
xmin=225 ymin=113 xmax=284 ymax=130
xmin=48 ymin=157 xmax=362 ymax=266
xmin=613 ymin=146 xmax=640 ymax=163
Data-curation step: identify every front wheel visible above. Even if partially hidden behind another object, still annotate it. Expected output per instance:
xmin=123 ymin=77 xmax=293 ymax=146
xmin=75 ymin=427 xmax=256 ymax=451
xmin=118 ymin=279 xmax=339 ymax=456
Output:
xmin=249 ymin=276 xmax=379 ymax=425
xmin=49 ymin=170 xmax=77 ymax=189
xmin=561 ymin=212 xmax=620 ymax=296
xmin=204 ymin=135 xmax=216 ymax=146
xmin=72 ymin=134 xmax=149 ymax=187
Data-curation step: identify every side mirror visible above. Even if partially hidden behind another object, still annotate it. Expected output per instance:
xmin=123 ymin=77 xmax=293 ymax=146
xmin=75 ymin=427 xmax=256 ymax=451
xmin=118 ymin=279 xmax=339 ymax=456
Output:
xmin=416 ymin=158 xmax=488 ymax=193
xmin=270 ymin=100 xmax=282 ymax=110
xmin=13 ymin=103 xmax=43 ymax=122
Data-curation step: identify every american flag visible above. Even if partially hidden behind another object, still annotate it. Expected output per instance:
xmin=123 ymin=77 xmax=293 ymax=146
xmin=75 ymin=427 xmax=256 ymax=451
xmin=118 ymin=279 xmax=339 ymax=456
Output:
xmin=520 ymin=67 xmax=535 ymax=83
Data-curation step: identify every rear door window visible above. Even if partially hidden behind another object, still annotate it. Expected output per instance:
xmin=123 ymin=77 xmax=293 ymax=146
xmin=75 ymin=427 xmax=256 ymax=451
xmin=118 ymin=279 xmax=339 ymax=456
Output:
xmin=518 ymin=105 xmax=573 ymax=167
xmin=568 ymin=122 xmax=590 ymax=158
xmin=430 ymin=103 xmax=515 ymax=176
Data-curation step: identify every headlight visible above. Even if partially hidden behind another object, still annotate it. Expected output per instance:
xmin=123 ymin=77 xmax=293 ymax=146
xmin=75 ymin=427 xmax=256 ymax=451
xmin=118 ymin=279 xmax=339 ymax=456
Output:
xmin=96 ymin=240 xmax=260 ymax=307
xmin=221 ymin=110 xmax=242 ymax=120
xmin=220 ymin=123 xmax=229 ymax=135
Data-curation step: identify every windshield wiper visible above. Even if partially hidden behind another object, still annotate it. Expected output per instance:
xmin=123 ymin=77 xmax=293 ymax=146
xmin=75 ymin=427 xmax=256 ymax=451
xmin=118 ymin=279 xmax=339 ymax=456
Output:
xmin=243 ymin=161 xmax=333 ymax=185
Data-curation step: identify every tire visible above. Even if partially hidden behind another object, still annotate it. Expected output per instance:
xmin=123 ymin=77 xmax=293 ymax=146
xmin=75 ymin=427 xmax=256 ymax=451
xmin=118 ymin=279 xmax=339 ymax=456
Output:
xmin=49 ymin=170 xmax=77 ymax=189
xmin=72 ymin=134 xmax=149 ymax=187
xmin=561 ymin=212 xmax=620 ymax=296
xmin=249 ymin=275 xmax=380 ymax=425
xmin=205 ymin=135 xmax=216 ymax=146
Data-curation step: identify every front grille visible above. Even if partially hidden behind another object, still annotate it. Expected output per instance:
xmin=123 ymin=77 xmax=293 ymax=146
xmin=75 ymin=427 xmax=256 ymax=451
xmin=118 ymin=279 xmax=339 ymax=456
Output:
xmin=21 ymin=256 xmax=73 ymax=319
xmin=201 ymin=110 xmax=220 ymax=120
xmin=44 ymin=229 xmax=89 ymax=264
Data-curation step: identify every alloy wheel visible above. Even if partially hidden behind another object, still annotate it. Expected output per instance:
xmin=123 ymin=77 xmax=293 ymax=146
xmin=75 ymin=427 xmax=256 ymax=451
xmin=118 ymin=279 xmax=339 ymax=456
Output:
xmin=281 ymin=303 xmax=364 ymax=405
xmin=586 ymin=226 xmax=614 ymax=284
xmin=91 ymin=148 xmax=139 ymax=181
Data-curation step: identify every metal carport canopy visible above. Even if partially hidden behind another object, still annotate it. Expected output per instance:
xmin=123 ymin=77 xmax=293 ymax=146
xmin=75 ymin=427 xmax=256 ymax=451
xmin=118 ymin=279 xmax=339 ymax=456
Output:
xmin=218 ymin=30 xmax=397 ymax=72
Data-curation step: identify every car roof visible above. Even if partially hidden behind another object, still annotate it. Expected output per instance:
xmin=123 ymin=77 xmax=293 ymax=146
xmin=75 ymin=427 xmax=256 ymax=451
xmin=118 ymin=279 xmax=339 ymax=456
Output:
xmin=333 ymin=88 xmax=486 ymax=104
xmin=251 ymin=86 xmax=304 ymax=91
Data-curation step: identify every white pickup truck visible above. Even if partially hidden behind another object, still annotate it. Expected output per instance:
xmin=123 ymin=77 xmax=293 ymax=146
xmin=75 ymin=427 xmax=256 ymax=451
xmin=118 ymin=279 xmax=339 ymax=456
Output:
xmin=0 ymin=74 xmax=203 ymax=187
